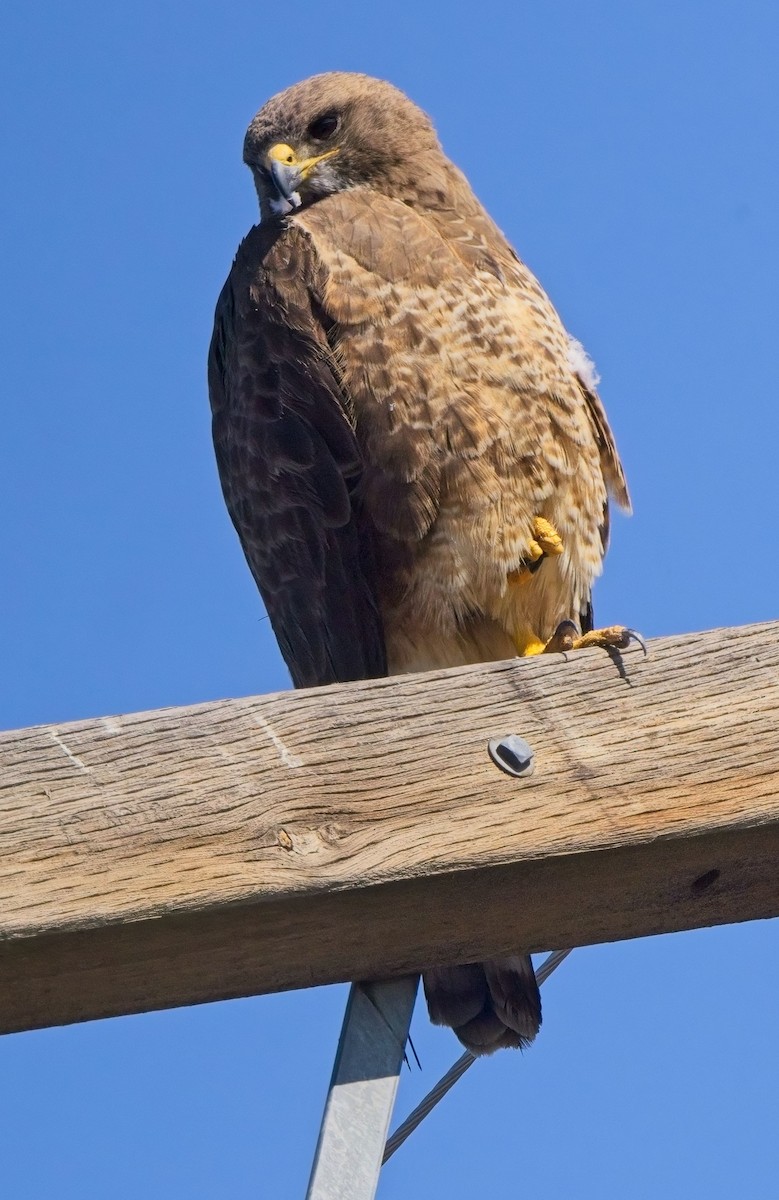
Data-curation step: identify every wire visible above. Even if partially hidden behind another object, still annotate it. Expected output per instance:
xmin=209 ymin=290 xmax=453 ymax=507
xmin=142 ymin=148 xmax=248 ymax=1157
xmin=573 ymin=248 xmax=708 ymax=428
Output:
xmin=382 ymin=948 xmax=572 ymax=1163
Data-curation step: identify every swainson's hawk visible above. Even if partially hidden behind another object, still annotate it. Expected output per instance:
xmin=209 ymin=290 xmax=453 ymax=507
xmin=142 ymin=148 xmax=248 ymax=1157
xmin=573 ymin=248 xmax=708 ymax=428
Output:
xmin=209 ymin=72 xmax=631 ymax=1053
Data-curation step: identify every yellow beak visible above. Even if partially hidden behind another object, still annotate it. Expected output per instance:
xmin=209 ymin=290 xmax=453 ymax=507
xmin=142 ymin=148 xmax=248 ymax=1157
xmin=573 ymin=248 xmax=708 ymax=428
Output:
xmin=262 ymin=143 xmax=340 ymax=213
xmin=265 ymin=142 xmax=340 ymax=179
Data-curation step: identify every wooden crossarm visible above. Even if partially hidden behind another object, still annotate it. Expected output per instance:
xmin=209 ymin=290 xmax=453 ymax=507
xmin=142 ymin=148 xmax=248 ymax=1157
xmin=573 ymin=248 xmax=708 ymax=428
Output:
xmin=1 ymin=620 xmax=777 ymax=1034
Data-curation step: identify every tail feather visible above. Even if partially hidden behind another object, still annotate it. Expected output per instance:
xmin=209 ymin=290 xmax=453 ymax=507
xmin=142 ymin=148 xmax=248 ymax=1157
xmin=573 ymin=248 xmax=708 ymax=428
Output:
xmin=423 ymin=963 xmax=487 ymax=1028
xmin=483 ymin=955 xmax=542 ymax=1040
xmin=423 ymin=954 xmax=541 ymax=1056
xmin=453 ymin=1008 xmax=528 ymax=1053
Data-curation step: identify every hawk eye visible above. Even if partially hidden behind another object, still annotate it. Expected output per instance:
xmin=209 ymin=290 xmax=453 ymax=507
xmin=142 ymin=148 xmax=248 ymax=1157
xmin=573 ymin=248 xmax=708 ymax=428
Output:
xmin=307 ymin=112 xmax=340 ymax=141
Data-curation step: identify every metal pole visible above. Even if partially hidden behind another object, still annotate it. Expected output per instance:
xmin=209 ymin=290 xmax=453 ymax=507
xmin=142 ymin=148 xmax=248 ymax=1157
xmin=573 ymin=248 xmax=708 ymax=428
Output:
xmin=306 ymin=976 xmax=419 ymax=1200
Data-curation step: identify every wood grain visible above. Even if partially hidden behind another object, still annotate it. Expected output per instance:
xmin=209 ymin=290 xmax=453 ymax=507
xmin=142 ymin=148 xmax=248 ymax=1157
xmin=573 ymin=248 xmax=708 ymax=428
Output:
xmin=1 ymin=621 xmax=778 ymax=1033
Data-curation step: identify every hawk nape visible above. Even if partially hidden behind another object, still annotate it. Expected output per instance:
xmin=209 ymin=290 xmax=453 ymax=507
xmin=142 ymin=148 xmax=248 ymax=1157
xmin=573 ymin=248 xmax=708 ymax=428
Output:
xmin=209 ymin=72 xmax=631 ymax=1054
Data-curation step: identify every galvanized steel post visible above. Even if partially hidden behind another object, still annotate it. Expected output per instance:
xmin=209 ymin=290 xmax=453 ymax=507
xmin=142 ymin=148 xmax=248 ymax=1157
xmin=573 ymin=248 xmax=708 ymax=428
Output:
xmin=306 ymin=976 xmax=419 ymax=1200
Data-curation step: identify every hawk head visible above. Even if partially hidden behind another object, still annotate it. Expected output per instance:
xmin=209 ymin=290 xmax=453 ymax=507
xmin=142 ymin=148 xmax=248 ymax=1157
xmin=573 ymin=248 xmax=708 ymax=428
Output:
xmin=243 ymin=72 xmax=442 ymax=219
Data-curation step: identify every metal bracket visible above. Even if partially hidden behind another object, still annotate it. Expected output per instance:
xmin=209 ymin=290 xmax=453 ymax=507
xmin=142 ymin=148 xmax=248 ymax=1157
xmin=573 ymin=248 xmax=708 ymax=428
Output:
xmin=306 ymin=975 xmax=419 ymax=1200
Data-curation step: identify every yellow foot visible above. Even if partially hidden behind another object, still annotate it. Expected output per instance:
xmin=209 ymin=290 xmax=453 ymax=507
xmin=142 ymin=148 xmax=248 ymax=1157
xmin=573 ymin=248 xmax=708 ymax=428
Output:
xmin=507 ymin=517 xmax=564 ymax=586
xmin=542 ymin=621 xmax=647 ymax=655
xmin=531 ymin=516 xmax=564 ymax=558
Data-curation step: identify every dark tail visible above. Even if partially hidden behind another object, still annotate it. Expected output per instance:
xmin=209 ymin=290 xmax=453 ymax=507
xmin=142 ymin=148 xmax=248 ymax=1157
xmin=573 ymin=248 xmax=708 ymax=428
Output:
xmin=423 ymin=954 xmax=541 ymax=1054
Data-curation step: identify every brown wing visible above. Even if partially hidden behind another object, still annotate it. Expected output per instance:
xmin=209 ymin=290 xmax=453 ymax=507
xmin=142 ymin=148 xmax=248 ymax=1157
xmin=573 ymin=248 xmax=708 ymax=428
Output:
xmin=208 ymin=222 xmax=386 ymax=687
xmin=579 ymin=378 xmax=631 ymax=514
xmin=574 ymin=376 xmax=631 ymax=611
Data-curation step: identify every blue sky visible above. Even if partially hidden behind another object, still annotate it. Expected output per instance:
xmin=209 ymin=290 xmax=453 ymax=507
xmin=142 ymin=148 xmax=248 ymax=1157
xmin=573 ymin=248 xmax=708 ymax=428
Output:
xmin=1 ymin=2 xmax=778 ymax=1196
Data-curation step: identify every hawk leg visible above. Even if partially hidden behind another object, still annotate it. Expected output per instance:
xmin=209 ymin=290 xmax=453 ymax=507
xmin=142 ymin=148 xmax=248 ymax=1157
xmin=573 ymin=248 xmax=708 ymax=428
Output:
xmin=506 ymin=516 xmax=564 ymax=587
xmin=507 ymin=517 xmax=645 ymax=657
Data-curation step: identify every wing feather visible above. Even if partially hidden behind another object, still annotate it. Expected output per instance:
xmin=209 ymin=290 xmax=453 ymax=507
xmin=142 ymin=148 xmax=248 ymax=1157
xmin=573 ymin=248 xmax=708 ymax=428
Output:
xmin=208 ymin=222 xmax=386 ymax=687
xmin=578 ymin=377 xmax=631 ymax=514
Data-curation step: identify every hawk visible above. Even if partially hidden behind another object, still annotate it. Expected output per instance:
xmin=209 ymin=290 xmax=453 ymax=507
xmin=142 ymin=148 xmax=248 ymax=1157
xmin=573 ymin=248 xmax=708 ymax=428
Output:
xmin=209 ymin=72 xmax=632 ymax=1054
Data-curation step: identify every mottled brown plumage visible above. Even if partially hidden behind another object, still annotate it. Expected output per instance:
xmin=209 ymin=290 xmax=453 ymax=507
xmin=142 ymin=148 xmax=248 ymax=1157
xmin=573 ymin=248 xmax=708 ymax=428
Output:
xmin=209 ymin=72 xmax=630 ymax=1053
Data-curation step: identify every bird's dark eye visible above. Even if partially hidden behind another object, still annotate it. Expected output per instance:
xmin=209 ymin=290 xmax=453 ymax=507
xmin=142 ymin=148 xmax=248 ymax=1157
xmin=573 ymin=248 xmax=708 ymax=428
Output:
xmin=307 ymin=112 xmax=340 ymax=141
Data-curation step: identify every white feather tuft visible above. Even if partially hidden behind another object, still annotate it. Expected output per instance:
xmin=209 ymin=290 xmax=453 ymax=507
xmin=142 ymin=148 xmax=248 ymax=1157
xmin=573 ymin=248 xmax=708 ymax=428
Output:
xmin=567 ymin=336 xmax=601 ymax=390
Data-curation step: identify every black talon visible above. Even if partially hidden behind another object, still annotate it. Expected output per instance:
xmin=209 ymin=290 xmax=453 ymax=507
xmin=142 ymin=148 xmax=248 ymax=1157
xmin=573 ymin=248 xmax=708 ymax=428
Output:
xmin=625 ymin=628 xmax=648 ymax=656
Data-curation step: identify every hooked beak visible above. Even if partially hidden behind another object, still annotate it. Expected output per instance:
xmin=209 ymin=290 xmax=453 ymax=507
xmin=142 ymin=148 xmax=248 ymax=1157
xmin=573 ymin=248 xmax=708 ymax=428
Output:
xmin=264 ymin=143 xmax=340 ymax=213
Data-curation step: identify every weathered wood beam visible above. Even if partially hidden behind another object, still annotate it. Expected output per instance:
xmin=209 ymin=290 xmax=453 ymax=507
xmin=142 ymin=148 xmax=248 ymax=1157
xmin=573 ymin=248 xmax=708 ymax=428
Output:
xmin=1 ymin=621 xmax=778 ymax=1035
